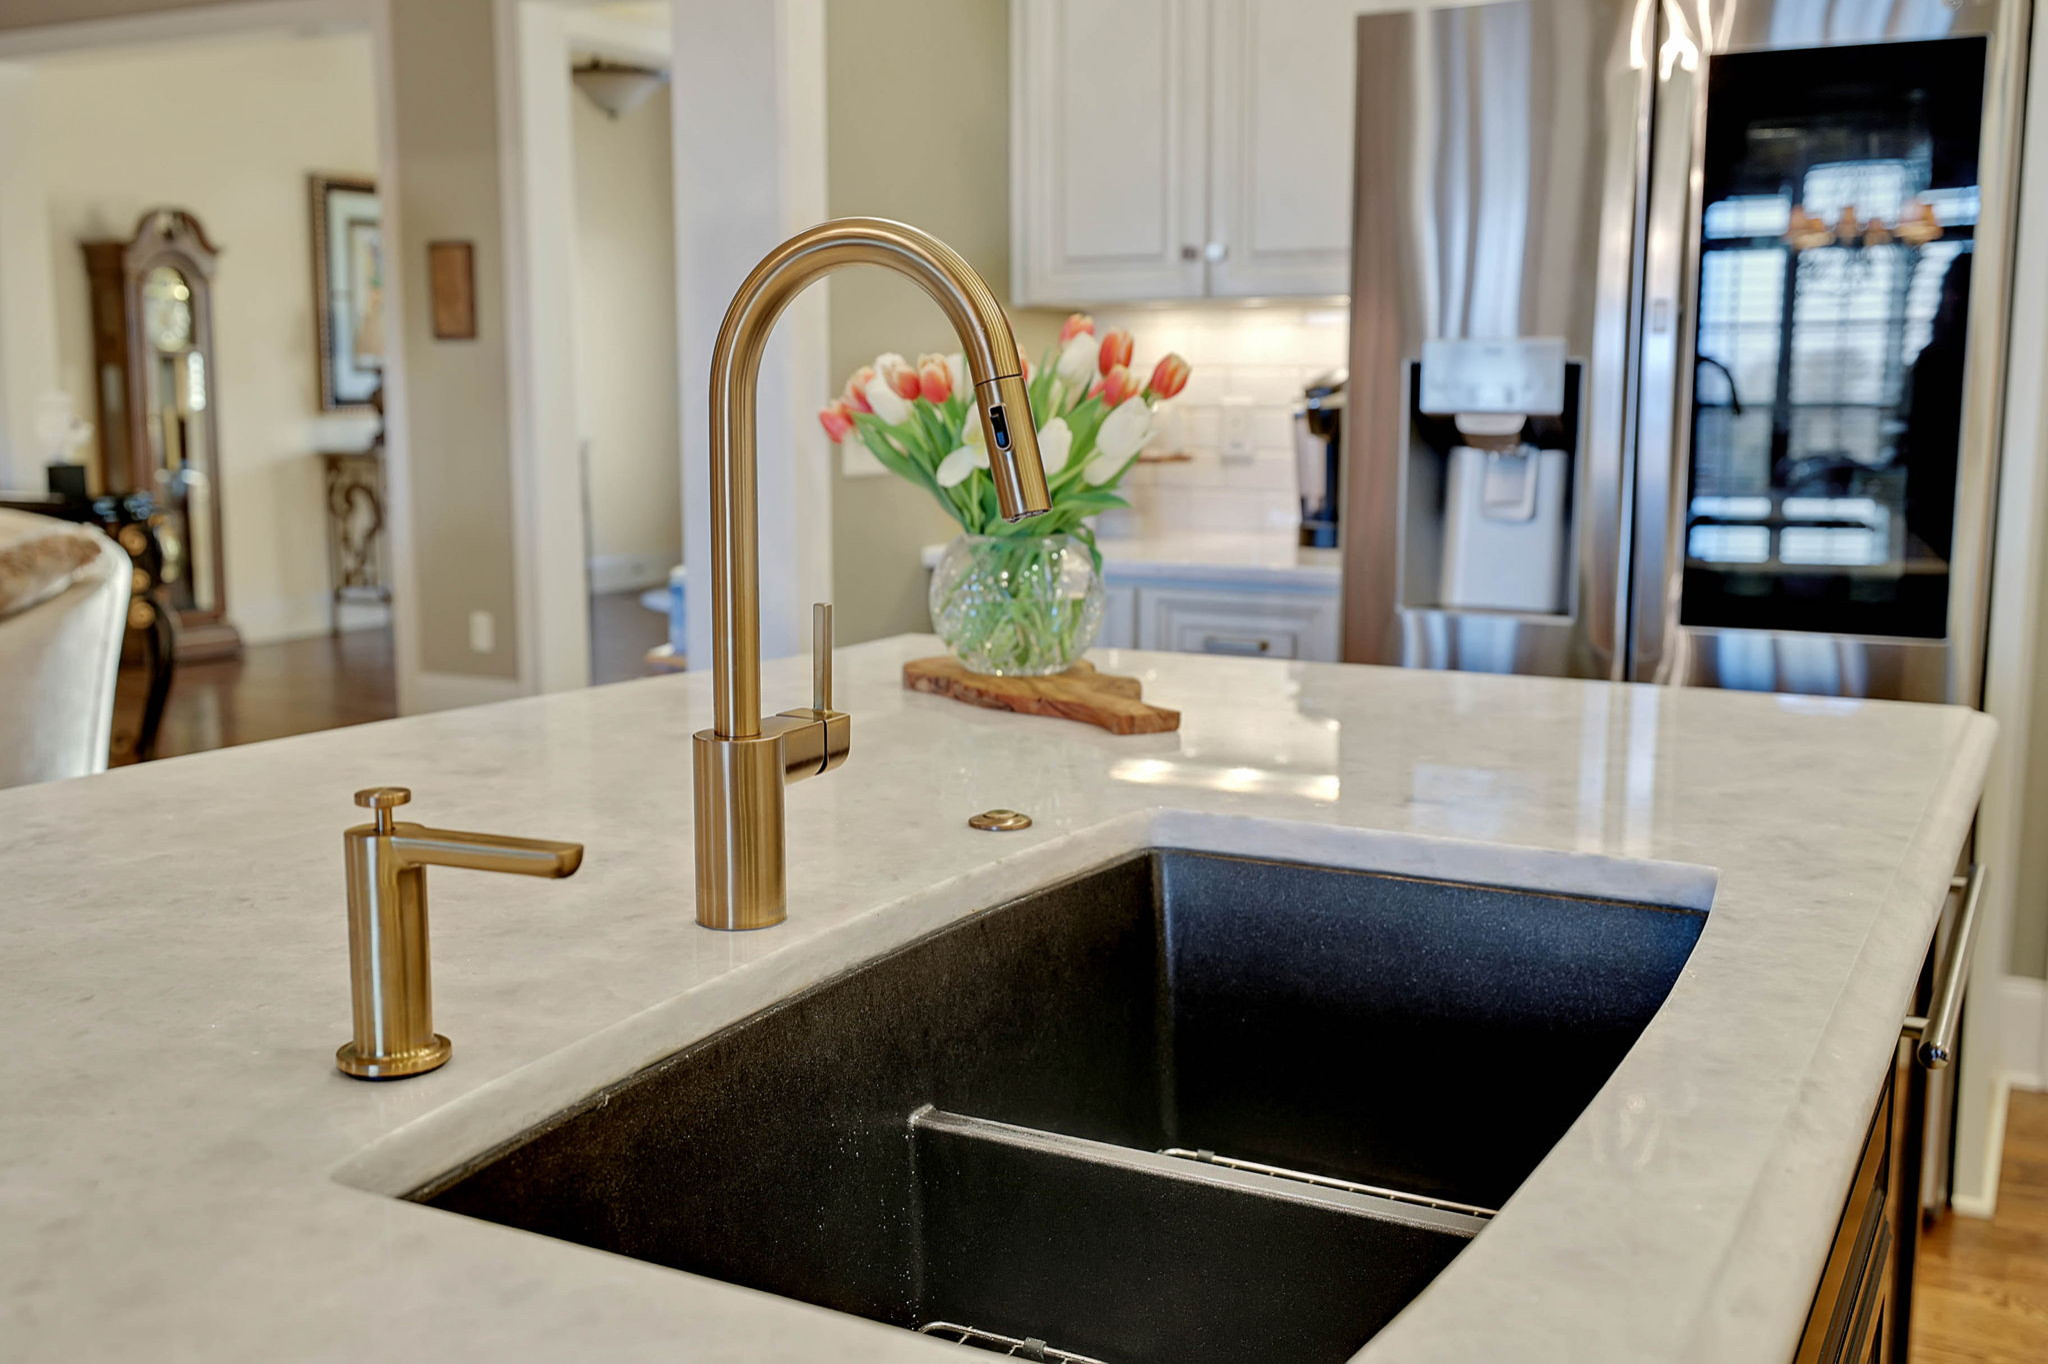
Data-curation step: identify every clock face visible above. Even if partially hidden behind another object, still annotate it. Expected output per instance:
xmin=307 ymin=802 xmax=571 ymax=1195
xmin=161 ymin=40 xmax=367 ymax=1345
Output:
xmin=143 ymin=266 xmax=194 ymax=352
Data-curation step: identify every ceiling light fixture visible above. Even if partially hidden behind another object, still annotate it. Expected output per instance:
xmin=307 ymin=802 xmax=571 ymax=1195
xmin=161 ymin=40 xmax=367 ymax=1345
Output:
xmin=571 ymin=60 xmax=668 ymax=120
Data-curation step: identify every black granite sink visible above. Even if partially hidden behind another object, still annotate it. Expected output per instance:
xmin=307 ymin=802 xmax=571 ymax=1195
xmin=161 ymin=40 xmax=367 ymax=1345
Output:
xmin=415 ymin=850 xmax=1705 ymax=1363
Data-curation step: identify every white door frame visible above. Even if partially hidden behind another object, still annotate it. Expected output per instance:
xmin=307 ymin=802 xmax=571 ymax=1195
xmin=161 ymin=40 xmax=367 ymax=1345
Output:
xmin=499 ymin=0 xmax=833 ymax=691
xmin=490 ymin=0 xmax=690 ymax=696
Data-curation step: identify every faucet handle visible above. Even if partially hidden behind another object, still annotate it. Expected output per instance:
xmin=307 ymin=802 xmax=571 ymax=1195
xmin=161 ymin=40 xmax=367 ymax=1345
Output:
xmin=812 ymin=602 xmax=834 ymax=712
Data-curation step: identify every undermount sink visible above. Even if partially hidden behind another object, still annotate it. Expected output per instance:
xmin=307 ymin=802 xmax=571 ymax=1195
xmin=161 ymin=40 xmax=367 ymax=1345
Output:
xmin=415 ymin=850 xmax=1706 ymax=1363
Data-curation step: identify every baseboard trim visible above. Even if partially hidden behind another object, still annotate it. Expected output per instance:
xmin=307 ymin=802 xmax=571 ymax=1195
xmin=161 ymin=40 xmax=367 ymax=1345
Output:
xmin=589 ymin=553 xmax=674 ymax=595
xmin=2005 ymin=974 xmax=2046 ymax=1092
xmin=1951 ymin=1070 xmax=2012 ymax=1220
xmin=408 ymin=670 xmax=524 ymax=714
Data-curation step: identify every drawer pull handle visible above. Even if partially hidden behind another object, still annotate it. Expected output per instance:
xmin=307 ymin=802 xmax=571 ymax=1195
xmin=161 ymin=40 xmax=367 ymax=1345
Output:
xmin=1903 ymin=865 xmax=1984 ymax=1069
xmin=1202 ymin=634 xmax=1271 ymax=657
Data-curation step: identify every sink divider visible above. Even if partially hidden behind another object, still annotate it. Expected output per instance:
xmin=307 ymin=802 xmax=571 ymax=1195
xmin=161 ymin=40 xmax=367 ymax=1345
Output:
xmin=906 ymin=1105 xmax=1481 ymax=1364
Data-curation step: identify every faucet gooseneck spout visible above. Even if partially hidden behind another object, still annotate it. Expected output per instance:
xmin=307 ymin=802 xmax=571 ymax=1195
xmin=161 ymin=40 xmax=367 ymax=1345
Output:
xmin=695 ymin=218 xmax=1051 ymax=931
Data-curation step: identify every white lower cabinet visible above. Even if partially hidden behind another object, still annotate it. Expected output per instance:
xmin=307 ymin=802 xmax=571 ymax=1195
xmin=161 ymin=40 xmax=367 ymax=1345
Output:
xmin=1133 ymin=585 xmax=1340 ymax=661
xmin=1098 ymin=583 xmax=1140 ymax=650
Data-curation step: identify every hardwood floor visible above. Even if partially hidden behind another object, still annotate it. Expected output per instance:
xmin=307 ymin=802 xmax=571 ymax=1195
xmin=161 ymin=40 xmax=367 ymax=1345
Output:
xmin=115 ymin=623 xmax=398 ymax=762
xmin=1914 ymin=1090 xmax=2048 ymax=1363
xmin=116 ymin=591 xmax=670 ymax=764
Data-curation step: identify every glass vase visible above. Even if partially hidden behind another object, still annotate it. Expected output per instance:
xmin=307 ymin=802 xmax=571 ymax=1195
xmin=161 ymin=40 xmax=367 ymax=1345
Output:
xmin=928 ymin=533 xmax=1106 ymax=676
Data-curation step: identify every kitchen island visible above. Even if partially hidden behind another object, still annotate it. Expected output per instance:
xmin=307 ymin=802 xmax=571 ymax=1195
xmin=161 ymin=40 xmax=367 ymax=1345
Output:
xmin=0 ymin=637 xmax=1991 ymax=1362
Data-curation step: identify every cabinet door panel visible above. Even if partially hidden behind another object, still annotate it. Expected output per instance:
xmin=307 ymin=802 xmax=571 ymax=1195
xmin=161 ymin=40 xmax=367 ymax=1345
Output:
xmin=1097 ymin=583 xmax=1140 ymax=649
xmin=1013 ymin=0 xmax=1208 ymax=304
xmin=1207 ymin=0 xmax=1363 ymax=297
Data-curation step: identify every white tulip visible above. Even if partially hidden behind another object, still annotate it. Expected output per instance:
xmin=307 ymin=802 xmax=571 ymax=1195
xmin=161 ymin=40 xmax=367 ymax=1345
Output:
xmin=960 ymin=410 xmax=985 ymax=448
xmin=1037 ymin=416 xmax=1074 ymax=471
xmin=1055 ymin=332 xmax=1097 ymax=388
xmin=945 ymin=352 xmax=967 ymax=397
xmin=936 ymin=444 xmax=987 ymax=488
xmin=874 ymin=351 xmax=910 ymax=378
xmin=863 ymin=375 xmax=911 ymax=425
xmin=1093 ymin=397 xmax=1151 ymax=462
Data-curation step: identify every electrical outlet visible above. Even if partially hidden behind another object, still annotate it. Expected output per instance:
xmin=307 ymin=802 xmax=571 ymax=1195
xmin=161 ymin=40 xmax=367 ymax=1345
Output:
xmin=1220 ymin=396 xmax=1256 ymax=462
xmin=468 ymin=610 xmax=495 ymax=654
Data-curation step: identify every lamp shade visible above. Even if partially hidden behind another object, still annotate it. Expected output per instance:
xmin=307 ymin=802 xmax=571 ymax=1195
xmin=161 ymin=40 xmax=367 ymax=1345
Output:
xmin=572 ymin=61 xmax=668 ymax=120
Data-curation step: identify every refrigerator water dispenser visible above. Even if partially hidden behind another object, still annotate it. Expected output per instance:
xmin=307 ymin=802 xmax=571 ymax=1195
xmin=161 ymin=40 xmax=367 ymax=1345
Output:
xmin=1441 ymin=446 xmax=1571 ymax=615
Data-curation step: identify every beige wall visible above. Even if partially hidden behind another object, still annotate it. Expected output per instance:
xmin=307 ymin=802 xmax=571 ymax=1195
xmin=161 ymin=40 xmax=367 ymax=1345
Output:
xmin=823 ymin=0 xmax=1062 ymax=645
xmin=387 ymin=0 xmax=521 ymax=680
xmin=32 ymin=31 xmax=380 ymax=645
xmin=571 ymin=82 xmax=681 ymax=587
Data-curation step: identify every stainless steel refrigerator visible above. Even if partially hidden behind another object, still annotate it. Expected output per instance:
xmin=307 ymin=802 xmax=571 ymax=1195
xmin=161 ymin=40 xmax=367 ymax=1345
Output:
xmin=1340 ymin=0 xmax=2029 ymax=707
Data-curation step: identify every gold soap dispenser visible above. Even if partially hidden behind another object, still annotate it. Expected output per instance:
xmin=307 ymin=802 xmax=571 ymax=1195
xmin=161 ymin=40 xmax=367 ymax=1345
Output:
xmin=337 ymin=787 xmax=583 ymax=1079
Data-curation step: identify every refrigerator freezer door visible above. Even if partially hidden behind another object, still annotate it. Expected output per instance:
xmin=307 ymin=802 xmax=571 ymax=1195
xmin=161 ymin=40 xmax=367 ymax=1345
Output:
xmin=1341 ymin=0 xmax=1649 ymax=678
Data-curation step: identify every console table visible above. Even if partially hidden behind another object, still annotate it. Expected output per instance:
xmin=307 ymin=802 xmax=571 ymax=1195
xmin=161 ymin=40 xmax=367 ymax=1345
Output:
xmin=318 ymin=448 xmax=391 ymax=632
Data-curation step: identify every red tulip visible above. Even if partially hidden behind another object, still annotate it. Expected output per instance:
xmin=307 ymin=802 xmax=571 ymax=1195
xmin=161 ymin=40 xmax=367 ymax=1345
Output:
xmin=1101 ymin=364 xmax=1143 ymax=406
xmin=884 ymin=360 xmax=921 ymax=401
xmin=818 ymin=401 xmax=854 ymax=444
xmin=841 ymin=366 xmax=875 ymax=414
xmin=1147 ymin=352 xmax=1191 ymax=400
xmin=1097 ymin=327 xmax=1133 ymax=376
xmin=1061 ymin=312 xmax=1096 ymax=343
xmin=917 ymin=353 xmax=953 ymax=404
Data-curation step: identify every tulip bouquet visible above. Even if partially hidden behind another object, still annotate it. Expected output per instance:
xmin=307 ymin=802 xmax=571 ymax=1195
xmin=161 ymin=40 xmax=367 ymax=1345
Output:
xmin=818 ymin=313 xmax=1192 ymax=674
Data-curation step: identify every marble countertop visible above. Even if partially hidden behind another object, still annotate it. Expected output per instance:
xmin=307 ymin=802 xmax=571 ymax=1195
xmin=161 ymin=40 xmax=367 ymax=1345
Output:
xmin=923 ymin=528 xmax=1341 ymax=590
xmin=0 ymin=636 xmax=1991 ymax=1362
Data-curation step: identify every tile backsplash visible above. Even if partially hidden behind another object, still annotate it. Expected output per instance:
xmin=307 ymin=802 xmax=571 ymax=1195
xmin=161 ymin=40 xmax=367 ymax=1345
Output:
xmin=1094 ymin=304 xmax=1349 ymax=537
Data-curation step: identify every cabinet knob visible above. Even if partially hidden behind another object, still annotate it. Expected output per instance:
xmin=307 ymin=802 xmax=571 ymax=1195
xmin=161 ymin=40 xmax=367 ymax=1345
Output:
xmin=1181 ymin=244 xmax=1200 ymax=262
xmin=1203 ymin=241 xmax=1230 ymax=263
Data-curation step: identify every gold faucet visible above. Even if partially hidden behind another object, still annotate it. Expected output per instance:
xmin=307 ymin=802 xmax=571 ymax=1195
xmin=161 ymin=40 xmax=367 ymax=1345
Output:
xmin=695 ymin=218 xmax=1051 ymax=931
xmin=337 ymin=787 xmax=583 ymax=1079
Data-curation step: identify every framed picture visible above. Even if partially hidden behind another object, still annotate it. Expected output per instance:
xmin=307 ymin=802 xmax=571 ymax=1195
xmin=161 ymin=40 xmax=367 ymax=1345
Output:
xmin=309 ymin=173 xmax=383 ymax=411
xmin=427 ymin=240 xmax=477 ymax=340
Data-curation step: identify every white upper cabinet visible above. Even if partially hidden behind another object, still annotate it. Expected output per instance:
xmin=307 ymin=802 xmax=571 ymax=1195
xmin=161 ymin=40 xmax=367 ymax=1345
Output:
xmin=1012 ymin=0 xmax=1361 ymax=305
xmin=1206 ymin=0 xmax=1362 ymax=297
xmin=1011 ymin=0 xmax=1209 ymax=304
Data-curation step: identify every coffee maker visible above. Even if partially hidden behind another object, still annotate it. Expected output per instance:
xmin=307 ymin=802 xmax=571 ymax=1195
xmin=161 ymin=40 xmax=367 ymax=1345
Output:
xmin=1293 ymin=370 xmax=1346 ymax=548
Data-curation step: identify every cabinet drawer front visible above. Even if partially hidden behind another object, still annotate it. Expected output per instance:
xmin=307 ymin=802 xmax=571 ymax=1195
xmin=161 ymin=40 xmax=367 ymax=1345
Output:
xmin=1138 ymin=587 xmax=1340 ymax=661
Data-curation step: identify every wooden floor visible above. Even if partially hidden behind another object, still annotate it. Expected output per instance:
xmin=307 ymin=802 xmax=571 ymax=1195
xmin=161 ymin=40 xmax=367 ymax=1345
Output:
xmin=1914 ymin=1090 xmax=2048 ymax=1363
xmin=117 ymin=591 xmax=668 ymax=763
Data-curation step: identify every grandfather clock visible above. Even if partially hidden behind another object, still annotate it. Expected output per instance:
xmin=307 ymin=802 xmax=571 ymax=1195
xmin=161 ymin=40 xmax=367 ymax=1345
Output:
xmin=83 ymin=208 xmax=240 ymax=659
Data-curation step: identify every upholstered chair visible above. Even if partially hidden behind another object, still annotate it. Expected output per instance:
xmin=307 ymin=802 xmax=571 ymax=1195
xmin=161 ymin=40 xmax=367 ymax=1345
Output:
xmin=0 ymin=512 xmax=132 ymax=789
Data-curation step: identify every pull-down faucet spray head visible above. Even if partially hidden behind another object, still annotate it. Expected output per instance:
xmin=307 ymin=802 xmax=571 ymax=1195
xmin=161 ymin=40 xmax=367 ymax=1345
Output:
xmin=973 ymin=371 xmax=1051 ymax=522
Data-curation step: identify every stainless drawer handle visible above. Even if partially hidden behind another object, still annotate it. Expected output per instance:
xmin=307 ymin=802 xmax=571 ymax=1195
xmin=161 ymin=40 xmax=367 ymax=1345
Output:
xmin=1903 ymin=865 xmax=1984 ymax=1069
xmin=1202 ymin=634 xmax=1271 ymax=657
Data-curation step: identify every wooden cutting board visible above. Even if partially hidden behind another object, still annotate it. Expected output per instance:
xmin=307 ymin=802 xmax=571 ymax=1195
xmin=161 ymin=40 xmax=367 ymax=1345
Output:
xmin=903 ymin=656 xmax=1180 ymax=735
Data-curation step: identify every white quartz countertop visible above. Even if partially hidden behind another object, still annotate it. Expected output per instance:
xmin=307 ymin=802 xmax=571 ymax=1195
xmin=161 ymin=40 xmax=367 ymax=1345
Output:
xmin=0 ymin=636 xmax=1991 ymax=1363
xmin=923 ymin=528 xmax=1341 ymax=590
